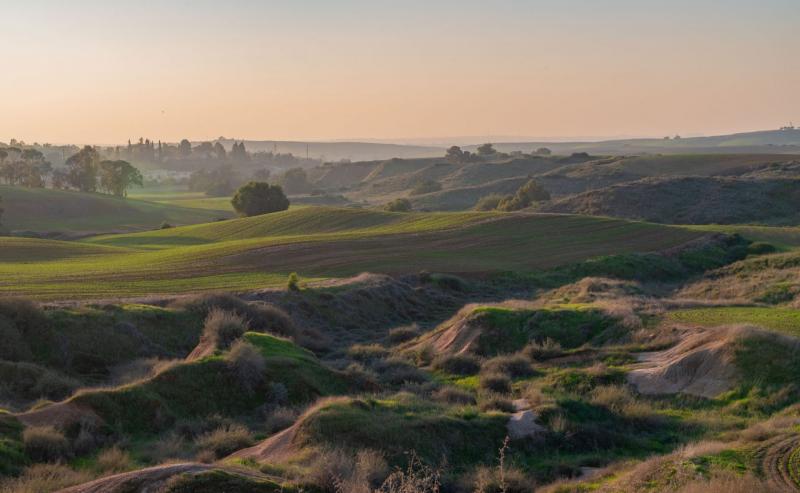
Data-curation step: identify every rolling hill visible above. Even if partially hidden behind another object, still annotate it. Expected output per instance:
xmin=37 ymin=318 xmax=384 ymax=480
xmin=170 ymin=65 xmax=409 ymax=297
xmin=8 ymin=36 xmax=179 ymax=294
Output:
xmin=0 ymin=207 xmax=705 ymax=299
xmin=0 ymin=186 xmax=233 ymax=236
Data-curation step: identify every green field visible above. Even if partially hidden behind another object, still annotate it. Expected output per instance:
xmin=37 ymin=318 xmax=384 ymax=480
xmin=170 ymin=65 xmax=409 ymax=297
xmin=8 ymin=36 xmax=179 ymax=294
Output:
xmin=668 ymin=306 xmax=800 ymax=337
xmin=0 ymin=185 xmax=233 ymax=234
xmin=0 ymin=207 xmax=704 ymax=299
xmin=128 ymin=186 xmax=235 ymax=212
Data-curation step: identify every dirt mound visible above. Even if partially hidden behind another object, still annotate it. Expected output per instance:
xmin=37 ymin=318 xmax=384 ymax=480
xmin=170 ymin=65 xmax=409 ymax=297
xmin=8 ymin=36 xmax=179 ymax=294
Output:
xmin=228 ymin=397 xmax=349 ymax=463
xmin=627 ymin=326 xmax=752 ymax=398
xmin=542 ymin=176 xmax=800 ymax=224
xmin=16 ymin=401 xmax=101 ymax=429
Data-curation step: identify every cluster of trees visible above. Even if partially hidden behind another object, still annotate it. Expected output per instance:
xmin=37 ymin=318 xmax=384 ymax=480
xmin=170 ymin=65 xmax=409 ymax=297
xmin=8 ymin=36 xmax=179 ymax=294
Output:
xmin=445 ymin=144 xmax=551 ymax=164
xmin=0 ymin=148 xmax=52 ymax=187
xmin=189 ymin=165 xmax=313 ymax=197
xmin=0 ymin=145 xmax=143 ymax=197
xmin=474 ymin=179 xmax=551 ymax=212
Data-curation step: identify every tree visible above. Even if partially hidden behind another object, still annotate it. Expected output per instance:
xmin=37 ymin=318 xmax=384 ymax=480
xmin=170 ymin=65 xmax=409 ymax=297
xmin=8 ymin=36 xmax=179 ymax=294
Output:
xmin=231 ymin=142 xmax=249 ymax=163
xmin=280 ymin=168 xmax=312 ymax=195
xmin=385 ymin=198 xmax=412 ymax=212
xmin=214 ymin=142 xmax=227 ymax=161
xmin=477 ymin=143 xmax=496 ymax=157
xmin=98 ymin=160 xmax=143 ymax=197
xmin=179 ymin=139 xmax=192 ymax=157
xmin=445 ymin=146 xmax=464 ymax=163
xmin=51 ymin=168 xmax=68 ymax=189
xmin=0 ymin=193 xmax=4 ymax=228
xmin=535 ymin=147 xmax=551 ymax=156
xmin=231 ymin=182 xmax=290 ymax=217
xmin=497 ymin=178 xmax=550 ymax=211
xmin=65 ymin=146 xmax=100 ymax=192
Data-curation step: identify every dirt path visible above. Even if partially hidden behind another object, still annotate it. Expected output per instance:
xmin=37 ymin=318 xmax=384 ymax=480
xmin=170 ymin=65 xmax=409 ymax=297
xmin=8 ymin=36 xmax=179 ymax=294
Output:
xmin=506 ymin=399 xmax=545 ymax=440
xmin=757 ymin=434 xmax=800 ymax=492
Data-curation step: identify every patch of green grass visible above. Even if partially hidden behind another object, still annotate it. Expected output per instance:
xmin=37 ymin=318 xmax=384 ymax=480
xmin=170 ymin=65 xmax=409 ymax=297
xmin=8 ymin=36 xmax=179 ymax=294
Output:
xmin=0 ymin=184 xmax=231 ymax=233
xmin=668 ymin=307 xmax=800 ymax=338
xmin=689 ymin=448 xmax=751 ymax=476
xmin=0 ymin=411 xmax=26 ymax=475
xmin=295 ymin=396 xmax=507 ymax=469
xmin=72 ymin=333 xmax=346 ymax=435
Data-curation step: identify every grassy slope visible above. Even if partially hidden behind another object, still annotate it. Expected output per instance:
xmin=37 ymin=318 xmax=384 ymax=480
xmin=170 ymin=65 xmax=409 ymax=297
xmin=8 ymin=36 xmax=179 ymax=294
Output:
xmin=0 ymin=207 xmax=705 ymax=299
xmin=128 ymin=186 xmax=235 ymax=212
xmin=668 ymin=307 xmax=800 ymax=338
xmin=0 ymin=185 xmax=232 ymax=233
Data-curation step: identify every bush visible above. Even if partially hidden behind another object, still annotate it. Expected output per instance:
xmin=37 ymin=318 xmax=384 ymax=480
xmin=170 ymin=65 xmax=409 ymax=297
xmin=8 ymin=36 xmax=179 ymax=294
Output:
xmin=348 ymin=344 xmax=389 ymax=362
xmin=375 ymin=358 xmax=429 ymax=386
xmin=94 ymin=446 xmax=133 ymax=474
xmin=287 ymin=272 xmax=300 ymax=291
xmin=496 ymin=179 xmax=550 ymax=212
xmin=432 ymin=386 xmax=476 ymax=405
xmin=226 ymin=341 xmax=265 ymax=395
xmin=478 ymin=395 xmax=514 ymax=413
xmin=202 ymin=309 xmax=247 ymax=349
xmin=160 ymin=221 xmax=174 ymax=229
xmin=195 ymin=424 xmax=253 ymax=459
xmin=523 ymin=338 xmax=563 ymax=360
xmin=481 ymin=354 xmax=534 ymax=378
xmin=432 ymin=354 xmax=481 ymax=376
xmin=22 ymin=426 xmax=71 ymax=463
xmin=0 ymin=463 xmax=92 ymax=493
xmin=388 ymin=324 xmax=419 ymax=344
xmin=231 ymin=181 xmax=290 ymax=217
xmin=264 ymin=406 xmax=298 ymax=434
xmin=479 ymin=372 xmax=511 ymax=394
xmin=384 ymin=198 xmax=412 ymax=212
xmin=176 ymin=294 xmax=296 ymax=338
xmin=266 ymin=382 xmax=289 ymax=407
xmin=410 ymin=180 xmax=442 ymax=196
xmin=474 ymin=194 xmax=506 ymax=211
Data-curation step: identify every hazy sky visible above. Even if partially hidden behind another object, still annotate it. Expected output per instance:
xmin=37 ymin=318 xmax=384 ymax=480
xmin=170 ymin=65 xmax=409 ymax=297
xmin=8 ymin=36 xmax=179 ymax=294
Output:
xmin=2 ymin=0 xmax=799 ymax=144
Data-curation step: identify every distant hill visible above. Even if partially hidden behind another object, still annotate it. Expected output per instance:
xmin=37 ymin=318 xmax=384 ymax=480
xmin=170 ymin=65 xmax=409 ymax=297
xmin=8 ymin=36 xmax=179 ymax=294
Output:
xmin=542 ymin=176 xmax=800 ymax=224
xmin=466 ymin=128 xmax=800 ymax=155
xmin=0 ymin=185 xmax=232 ymax=237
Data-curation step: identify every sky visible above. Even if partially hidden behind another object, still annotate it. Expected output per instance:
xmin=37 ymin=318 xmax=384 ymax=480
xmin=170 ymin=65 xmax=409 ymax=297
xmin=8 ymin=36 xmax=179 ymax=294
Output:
xmin=1 ymin=0 xmax=799 ymax=145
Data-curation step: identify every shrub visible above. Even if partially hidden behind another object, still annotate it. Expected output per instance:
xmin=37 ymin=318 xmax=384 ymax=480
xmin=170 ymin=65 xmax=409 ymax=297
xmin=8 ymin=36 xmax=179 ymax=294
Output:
xmin=384 ymin=198 xmax=412 ymax=212
xmin=22 ymin=426 xmax=71 ymax=463
xmin=497 ymin=179 xmax=550 ymax=212
xmin=94 ymin=446 xmax=133 ymax=474
xmin=226 ymin=341 xmax=265 ymax=395
xmin=470 ymin=464 xmax=531 ymax=493
xmin=474 ymin=194 xmax=506 ymax=211
xmin=264 ymin=406 xmax=298 ymax=434
xmin=160 ymin=221 xmax=173 ymax=229
xmin=523 ymin=338 xmax=563 ymax=360
xmin=195 ymin=424 xmax=253 ymax=459
xmin=348 ymin=344 xmax=389 ymax=362
xmin=174 ymin=294 xmax=295 ymax=338
xmin=481 ymin=354 xmax=534 ymax=378
xmin=231 ymin=182 xmax=290 ymax=217
xmin=479 ymin=372 xmax=511 ymax=394
xmin=478 ymin=395 xmax=514 ymax=413
xmin=410 ymin=180 xmax=442 ymax=196
xmin=432 ymin=386 xmax=476 ymax=405
xmin=202 ymin=309 xmax=247 ymax=349
xmin=388 ymin=325 xmax=420 ymax=344
xmin=375 ymin=358 xmax=429 ymax=385
xmin=0 ymin=463 xmax=92 ymax=493
xmin=431 ymin=354 xmax=481 ymax=376
xmin=266 ymin=382 xmax=289 ymax=407
xmin=287 ymin=272 xmax=300 ymax=291
xmin=375 ymin=452 xmax=441 ymax=493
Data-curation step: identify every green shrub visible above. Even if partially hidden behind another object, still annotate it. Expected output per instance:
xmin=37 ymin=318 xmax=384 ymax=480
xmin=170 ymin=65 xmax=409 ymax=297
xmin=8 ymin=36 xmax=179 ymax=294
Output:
xmin=384 ymin=198 xmax=412 ymax=212
xmin=474 ymin=194 xmax=506 ymax=211
xmin=410 ymin=180 xmax=442 ymax=196
xmin=231 ymin=182 xmax=290 ymax=217
xmin=287 ymin=272 xmax=300 ymax=291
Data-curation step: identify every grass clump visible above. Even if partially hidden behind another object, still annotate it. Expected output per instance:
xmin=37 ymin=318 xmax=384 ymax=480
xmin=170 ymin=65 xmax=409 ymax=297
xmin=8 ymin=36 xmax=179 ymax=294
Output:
xmin=479 ymin=373 xmax=512 ymax=394
xmin=22 ymin=426 xmax=71 ymax=463
xmin=195 ymin=424 xmax=253 ymax=459
xmin=227 ymin=340 xmax=266 ymax=395
xmin=388 ymin=324 xmax=420 ymax=344
xmin=0 ymin=463 xmax=92 ymax=493
xmin=481 ymin=354 xmax=534 ymax=378
xmin=432 ymin=354 xmax=481 ymax=376
xmin=203 ymin=309 xmax=248 ymax=349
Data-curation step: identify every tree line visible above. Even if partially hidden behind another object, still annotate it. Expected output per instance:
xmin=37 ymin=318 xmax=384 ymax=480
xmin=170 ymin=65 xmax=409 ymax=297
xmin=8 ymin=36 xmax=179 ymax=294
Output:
xmin=0 ymin=145 xmax=142 ymax=197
